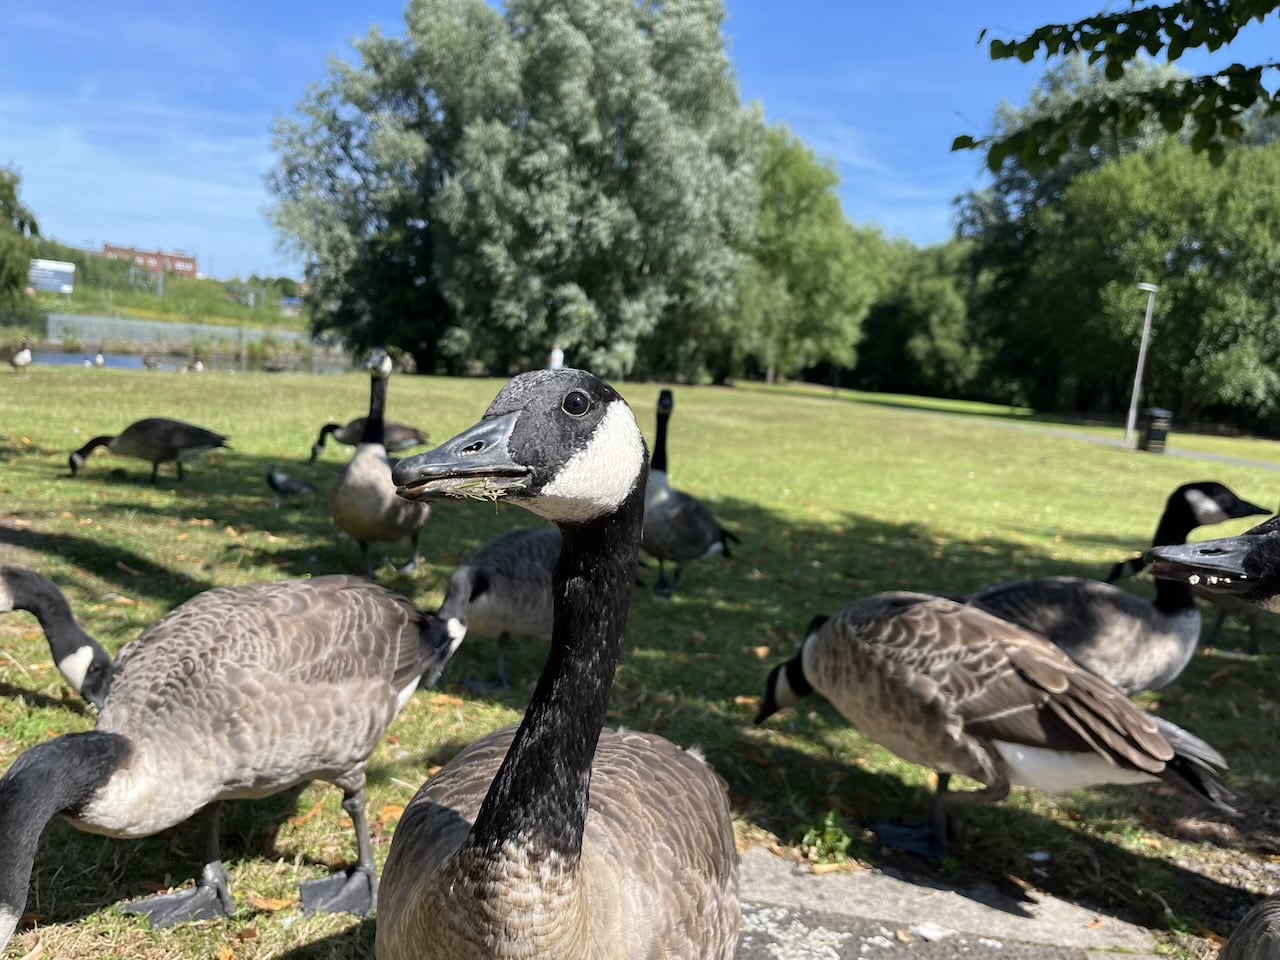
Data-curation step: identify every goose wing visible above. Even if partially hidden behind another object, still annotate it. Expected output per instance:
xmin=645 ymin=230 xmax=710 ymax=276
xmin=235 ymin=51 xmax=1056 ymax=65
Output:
xmin=642 ymin=489 xmax=724 ymax=560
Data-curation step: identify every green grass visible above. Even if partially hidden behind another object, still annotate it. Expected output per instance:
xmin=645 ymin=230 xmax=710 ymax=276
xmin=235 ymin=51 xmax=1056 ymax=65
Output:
xmin=1 ymin=368 xmax=1277 ymax=958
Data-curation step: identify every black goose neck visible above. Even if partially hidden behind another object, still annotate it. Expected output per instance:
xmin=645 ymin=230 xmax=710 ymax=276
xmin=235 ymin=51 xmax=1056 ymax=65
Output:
xmin=1150 ymin=499 xmax=1197 ymax=613
xmin=784 ymin=654 xmax=812 ymax=698
xmin=360 ymin=375 xmax=387 ymax=446
xmin=651 ymin=412 xmax=670 ymax=474
xmin=3 ymin=570 xmax=103 ymax=664
xmin=467 ymin=478 xmax=645 ymax=860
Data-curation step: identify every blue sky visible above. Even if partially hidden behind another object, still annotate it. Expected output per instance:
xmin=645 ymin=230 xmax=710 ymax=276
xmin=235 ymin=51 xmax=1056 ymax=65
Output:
xmin=3 ymin=2 xmax=1278 ymax=280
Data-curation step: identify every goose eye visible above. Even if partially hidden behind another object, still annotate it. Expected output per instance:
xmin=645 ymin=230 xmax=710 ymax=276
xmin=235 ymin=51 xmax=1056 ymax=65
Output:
xmin=562 ymin=390 xmax=590 ymax=417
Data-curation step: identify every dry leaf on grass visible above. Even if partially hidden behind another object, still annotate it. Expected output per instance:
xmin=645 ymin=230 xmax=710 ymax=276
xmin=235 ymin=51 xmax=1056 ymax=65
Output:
xmin=246 ymin=894 xmax=295 ymax=913
xmin=288 ymin=799 xmax=325 ymax=827
xmin=734 ymin=695 xmax=760 ymax=709
xmin=751 ymin=645 xmax=771 ymax=659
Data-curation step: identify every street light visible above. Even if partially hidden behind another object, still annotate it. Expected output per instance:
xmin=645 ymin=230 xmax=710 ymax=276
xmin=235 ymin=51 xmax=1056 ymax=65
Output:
xmin=1124 ymin=281 xmax=1160 ymax=443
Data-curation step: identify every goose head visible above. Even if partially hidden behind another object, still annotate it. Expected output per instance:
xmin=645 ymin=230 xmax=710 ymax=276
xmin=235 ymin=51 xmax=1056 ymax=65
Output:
xmin=1147 ymin=514 xmax=1280 ymax=613
xmin=754 ymin=614 xmax=828 ymax=724
xmin=657 ymin=389 xmax=674 ymax=416
xmin=368 ymin=348 xmax=394 ymax=379
xmin=1178 ymin=481 xmax=1268 ymax=527
xmin=392 ymin=368 xmax=646 ymax=524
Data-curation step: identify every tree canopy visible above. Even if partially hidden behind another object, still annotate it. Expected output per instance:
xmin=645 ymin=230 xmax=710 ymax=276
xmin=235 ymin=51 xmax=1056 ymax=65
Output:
xmin=955 ymin=2 xmax=1280 ymax=171
xmin=0 ymin=169 xmax=38 ymax=310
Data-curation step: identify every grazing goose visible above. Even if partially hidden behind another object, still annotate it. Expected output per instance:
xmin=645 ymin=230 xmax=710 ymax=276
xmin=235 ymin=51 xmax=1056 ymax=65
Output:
xmin=310 ymin=417 xmax=429 ymax=462
xmin=68 ymin=417 xmax=230 ymax=485
xmin=641 ymin=388 xmax=738 ymax=597
xmin=9 ymin=338 xmax=31 ymax=372
xmin=0 ymin=566 xmax=113 ymax=707
xmin=1220 ymin=897 xmax=1280 ymax=960
xmin=0 ymin=575 xmax=454 ymax=949
xmin=755 ymin=593 xmax=1233 ymax=858
xmin=330 ymin=349 xmax=431 ymax=579
xmin=267 ymin=464 xmax=317 ymax=507
xmin=377 ymin=368 xmax=739 ymax=960
xmin=436 ymin=526 xmax=559 ymax=690
xmin=966 ymin=481 xmax=1267 ymax=694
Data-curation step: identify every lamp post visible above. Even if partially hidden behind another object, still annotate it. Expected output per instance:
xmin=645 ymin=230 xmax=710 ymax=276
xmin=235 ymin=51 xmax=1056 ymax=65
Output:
xmin=1124 ymin=282 xmax=1160 ymax=443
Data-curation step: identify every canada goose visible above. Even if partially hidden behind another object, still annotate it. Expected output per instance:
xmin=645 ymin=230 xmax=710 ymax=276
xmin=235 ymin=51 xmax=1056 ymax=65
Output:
xmin=310 ymin=417 xmax=429 ymax=461
xmin=965 ymin=481 xmax=1268 ymax=694
xmin=68 ymin=417 xmax=230 ymax=485
xmin=642 ymin=388 xmax=738 ymax=596
xmin=331 ymin=349 xmax=431 ymax=579
xmin=0 ymin=566 xmax=113 ymax=707
xmin=1147 ymin=513 xmax=1280 ymax=611
xmin=437 ymin=526 xmax=559 ymax=690
xmin=267 ymin=464 xmax=317 ymax=507
xmin=0 ymin=575 xmax=454 ymax=948
xmin=9 ymin=338 xmax=31 ymax=372
xmin=755 ymin=593 xmax=1233 ymax=858
xmin=1220 ymin=897 xmax=1280 ymax=959
xmin=377 ymin=368 xmax=739 ymax=959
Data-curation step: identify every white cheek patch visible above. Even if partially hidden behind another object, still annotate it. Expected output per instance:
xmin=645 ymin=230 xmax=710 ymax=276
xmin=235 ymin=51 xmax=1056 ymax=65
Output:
xmin=533 ymin=403 xmax=645 ymax=523
xmin=771 ymin=663 xmax=797 ymax=709
xmin=0 ymin=579 xmax=11 ymax=612
xmin=58 ymin=645 xmax=95 ymax=693
xmin=1185 ymin=488 xmax=1229 ymax=526
xmin=446 ymin=618 xmax=467 ymax=643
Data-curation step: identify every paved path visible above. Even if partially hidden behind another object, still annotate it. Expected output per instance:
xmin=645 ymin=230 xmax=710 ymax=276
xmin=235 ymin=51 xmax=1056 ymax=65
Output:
xmin=736 ymin=848 xmax=1162 ymax=959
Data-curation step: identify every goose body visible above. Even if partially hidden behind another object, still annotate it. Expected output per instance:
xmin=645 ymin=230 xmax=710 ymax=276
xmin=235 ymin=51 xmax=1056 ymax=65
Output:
xmin=756 ymin=593 xmax=1232 ymax=853
xmin=267 ymin=464 xmax=317 ymax=505
xmin=641 ymin=389 xmax=737 ymax=596
xmin=9 ymin=338 xmax=31 ymax=371
xmin=0 ymin=575 xmax=453 ymax=947
xmin=68 ymin=417 xmax=229 ymax=484
xmin=967 ymin=481 xmax=1267 ymax=694
xmin=437 ymin=526 xmax=559 ymax=688
xmin=331 ymin=350 xmax=431 ymax=579
xmin=310 ymin=417 xmax=429 ymax=461
xmin=1220 ymin=897 xmax=1280 ymax=960
xmin=0 ymin=566 xmax=113 ymax=707
xmin=378 ymin=368 xmax=739 ymax=960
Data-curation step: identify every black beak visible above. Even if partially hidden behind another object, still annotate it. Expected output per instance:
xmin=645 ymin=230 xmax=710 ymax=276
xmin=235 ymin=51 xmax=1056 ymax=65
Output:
xmin=1146 ymin=537 xmax=1252 ymax=592
xmin=393 ymin=412 xmax=530 ymax=502
xmin=1232 ymin=496 xmax=1270 ymax=520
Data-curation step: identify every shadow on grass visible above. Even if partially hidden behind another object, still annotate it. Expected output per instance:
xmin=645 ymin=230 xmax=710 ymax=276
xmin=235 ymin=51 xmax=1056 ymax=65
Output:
xmin=274 ymin=917 xmax=375 ymax=959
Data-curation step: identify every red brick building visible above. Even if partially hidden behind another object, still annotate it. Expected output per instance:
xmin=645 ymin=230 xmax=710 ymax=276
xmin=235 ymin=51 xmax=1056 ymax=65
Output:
xmin=102 ymin=243 xmax=198 ymax=276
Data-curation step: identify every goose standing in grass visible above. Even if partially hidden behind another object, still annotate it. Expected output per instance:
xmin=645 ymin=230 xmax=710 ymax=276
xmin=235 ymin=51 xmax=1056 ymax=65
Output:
xmin=755 ymin=593 xmax=1234 ymax=858
xmin=641 ymin=387 xmax=738 ymax=597
xmin=0 ymin=575 xmax=453 ymax=949
xmin=964 ymin=480 xmax=1268 ymax=694
xmin=68 ymin=417 xmax=230 ymax=485
xmin=309 ymin=417 xmax=429 ymax=462
xmin=331 ymin=349 xmax=431 ymax=579
xmin=435 ymin=526 xmax=559 ymax=690
xmin=9 ymin=338 xmax=31 ymax=372
xmin=378 ymin=368 xmax=739 ymax=960
xmin=0 ymin=566 xmax=113 ymax=708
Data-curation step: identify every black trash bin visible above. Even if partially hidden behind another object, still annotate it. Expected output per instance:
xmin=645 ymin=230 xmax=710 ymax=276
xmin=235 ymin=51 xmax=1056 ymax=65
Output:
xmin=1138 ymin=407 xmax=1172 ymax=453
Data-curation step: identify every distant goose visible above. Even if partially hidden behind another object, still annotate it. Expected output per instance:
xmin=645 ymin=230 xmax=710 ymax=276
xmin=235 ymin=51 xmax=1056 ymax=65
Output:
xmin=266 ymin=464 xmax=317 ymax=507
xmin=0 ymin=575 xmax=454 ymax=949
xmin=436 ymin=526 xmax=559 ymax=689
xmin=965 ymin=481 xmax=1267 ymax=694
xmin=310 ymin=418 xmax=429 ymax=462
xmin=642 ymin=388 xmax=738 ymax=596
xmin=0 ymin=566 xmax=113 ymax=708
xmin=9 ymin=338 xmax=31 ymax=372
xmin=756 ymin=593 xmax=1233 ymax=857
xmin=69 ymin=417 xmax=230 ymax=485
xmin=377 ymin=369 xmax=739 ymax=959
xmin=330 ymin=350 xmax=431 ymax=579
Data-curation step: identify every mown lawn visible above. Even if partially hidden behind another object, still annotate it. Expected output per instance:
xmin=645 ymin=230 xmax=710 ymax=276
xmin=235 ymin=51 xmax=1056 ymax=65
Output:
xmin=0 ymin=367 xmax=1276 ymax=958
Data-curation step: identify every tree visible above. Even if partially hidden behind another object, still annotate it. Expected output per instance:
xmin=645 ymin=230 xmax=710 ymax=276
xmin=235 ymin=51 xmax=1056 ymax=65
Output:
xmin=270 ymin=0 xmax=760 ymax=377
xmin=0 ymin=169 xmax=38 ymax=308
xmin=955 ymin=2 xmax=1280 ymax=171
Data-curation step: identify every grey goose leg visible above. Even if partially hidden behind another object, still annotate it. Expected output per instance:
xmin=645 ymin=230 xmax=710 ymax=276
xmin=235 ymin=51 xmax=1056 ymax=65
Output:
xmin=298 ymin=789 xmax=378 ymax=917
xmin=398 ymin=533 xmax=424 ymax=576
xmin=149 ymin=462 xmax=160 ymax=485
xmin=360 ymin=542 xmax=375 ymax=582
xmin=463 ymin=633 xmax=512 ymax=694
xmin=652 ymin=560 xmax=674 ymax=599
xmin=125 ymin=802 xmax=237 ymax=926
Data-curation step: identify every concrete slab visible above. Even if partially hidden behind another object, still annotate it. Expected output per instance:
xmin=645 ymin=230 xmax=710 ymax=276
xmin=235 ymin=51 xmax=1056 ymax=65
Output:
xmin=737 ymin=848 xmax=1162 ymax=959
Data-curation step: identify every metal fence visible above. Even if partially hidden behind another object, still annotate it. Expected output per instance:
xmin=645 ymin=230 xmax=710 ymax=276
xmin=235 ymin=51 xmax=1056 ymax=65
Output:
xmin=47 ymin=313 xmax=310 ymax=348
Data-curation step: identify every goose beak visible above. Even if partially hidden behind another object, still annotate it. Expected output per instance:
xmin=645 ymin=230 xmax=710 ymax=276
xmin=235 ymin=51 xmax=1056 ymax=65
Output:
xmin=1146 ymin=538 xmax=1252 ymax=593
xmin=1233 ymin=496 xmax=1270 ymax=520
xmin=393 ymin=413 xmax=531 ymax=502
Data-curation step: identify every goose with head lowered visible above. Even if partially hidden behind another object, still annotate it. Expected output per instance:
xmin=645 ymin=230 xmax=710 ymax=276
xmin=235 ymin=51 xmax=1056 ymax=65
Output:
xmin=69 ymin=417 xmax=229 ymax=485
xmin=331 ymin=349 xmax=432 ymax=579
xmin=435 ymin=525 xmax=559 ymax=691
xmin=965 ymin=480 xmax=1268 ymax=695
xmin=0 ymin=566 xmax=113 ymax=708
xmin=0 ymin=575 xmax=454 ymax=949
xmin=310 ymin=416 xmax=429 ymax=462
xmin=9 ymin=338 xmax=31 ymax=372
xmin=755 ymin=593 xmax=1234 ymax=859
xmin=378 ymin=369 xmax=739 ymax=960
xmin=642 ymin=388 xmax=738 ymax=597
